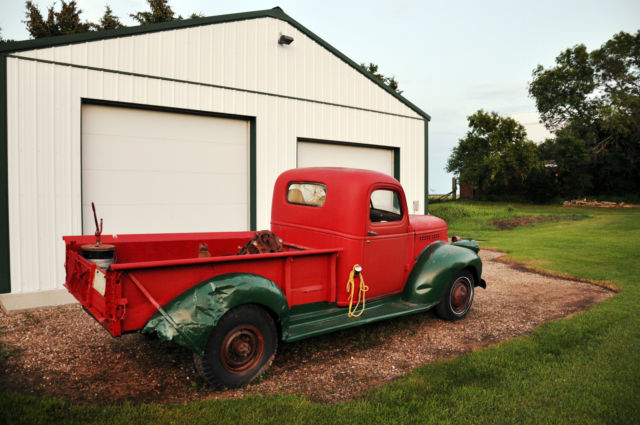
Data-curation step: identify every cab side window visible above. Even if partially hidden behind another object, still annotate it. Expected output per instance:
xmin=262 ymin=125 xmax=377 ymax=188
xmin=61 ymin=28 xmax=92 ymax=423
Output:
xmin=370 ymin=189 xmax=403 ymax=222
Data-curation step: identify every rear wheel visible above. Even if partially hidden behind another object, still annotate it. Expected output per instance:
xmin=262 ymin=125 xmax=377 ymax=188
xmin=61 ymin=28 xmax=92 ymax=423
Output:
xmin=194 ymin=305 xmax=278 ymax=388
xmin=436 ymin=270 xmax=475 ymax=321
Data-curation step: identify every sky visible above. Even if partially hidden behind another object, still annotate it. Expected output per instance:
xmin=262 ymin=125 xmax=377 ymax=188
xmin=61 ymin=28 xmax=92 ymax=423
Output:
xmin=1 ymin=0 xmax=639 ymax=193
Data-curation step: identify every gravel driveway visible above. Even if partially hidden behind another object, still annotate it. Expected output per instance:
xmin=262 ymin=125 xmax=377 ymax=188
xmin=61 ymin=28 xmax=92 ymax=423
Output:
xmin=0 ymin=250 xmax=614 ymax=404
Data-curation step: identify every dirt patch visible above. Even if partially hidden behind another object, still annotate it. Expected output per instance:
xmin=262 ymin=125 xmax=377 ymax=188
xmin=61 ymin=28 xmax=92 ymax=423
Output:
xmin=0 ymin=251 xmax=614 ymax=405
xmin=492 ymin=216 xmax=578 ymax=230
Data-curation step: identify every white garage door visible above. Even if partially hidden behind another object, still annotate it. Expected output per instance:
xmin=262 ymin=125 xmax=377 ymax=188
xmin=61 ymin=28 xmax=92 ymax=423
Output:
xmin=81 ymin=104 xmax=249 ymax=235
xmin=297 ymin=141 xmax=395 ymax=177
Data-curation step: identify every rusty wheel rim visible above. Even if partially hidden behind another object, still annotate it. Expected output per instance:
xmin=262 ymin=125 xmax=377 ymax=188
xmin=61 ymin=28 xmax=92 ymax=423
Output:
xmin=450 ymin=276 xmax=472 ymax=314
xmin=220 ymin=324 xmax=264 ymax=374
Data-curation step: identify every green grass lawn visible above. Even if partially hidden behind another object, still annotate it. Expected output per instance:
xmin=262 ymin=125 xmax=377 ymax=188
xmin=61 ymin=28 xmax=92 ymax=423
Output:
xmin=2 ymin=202 xmax=639 ymax=424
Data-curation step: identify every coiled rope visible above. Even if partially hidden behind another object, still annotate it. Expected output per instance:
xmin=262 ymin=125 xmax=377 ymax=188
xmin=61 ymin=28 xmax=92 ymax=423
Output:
xmin=346 ymin=264 xmax=369 ymax=318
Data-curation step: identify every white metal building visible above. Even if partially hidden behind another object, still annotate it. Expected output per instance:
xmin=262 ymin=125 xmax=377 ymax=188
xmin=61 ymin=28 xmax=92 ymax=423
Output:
xmin=0 ymin=7 xmax=430 ymax=305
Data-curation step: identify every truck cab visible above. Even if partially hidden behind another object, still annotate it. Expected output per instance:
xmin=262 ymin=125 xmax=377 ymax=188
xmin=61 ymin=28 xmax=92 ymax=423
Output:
xmin=271 ymin=167 xmax=448 ymax=305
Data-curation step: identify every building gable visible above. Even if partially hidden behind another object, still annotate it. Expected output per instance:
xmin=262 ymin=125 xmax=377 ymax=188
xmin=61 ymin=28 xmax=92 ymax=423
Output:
xmin=0 ymin=7 xmax=429 ymax=121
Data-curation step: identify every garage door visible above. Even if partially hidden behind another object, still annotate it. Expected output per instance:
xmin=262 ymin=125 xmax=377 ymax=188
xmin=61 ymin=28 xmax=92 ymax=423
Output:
xmin=297 ymin=140 xmax=395 ymax=177
xmin=81 ymin=104 xmax=249 ymax=235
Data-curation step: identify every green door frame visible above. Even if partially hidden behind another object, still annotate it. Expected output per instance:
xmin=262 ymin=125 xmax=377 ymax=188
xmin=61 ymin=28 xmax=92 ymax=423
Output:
xmin=0 ymin=55 xmax=9 ymax=294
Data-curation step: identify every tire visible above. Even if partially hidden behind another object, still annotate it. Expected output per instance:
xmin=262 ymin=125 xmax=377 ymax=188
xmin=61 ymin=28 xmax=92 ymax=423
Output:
xmin=436 ymin=270 xmax=475 ymax=321
xmin=193 ymin=305 xmax=278 ymax=388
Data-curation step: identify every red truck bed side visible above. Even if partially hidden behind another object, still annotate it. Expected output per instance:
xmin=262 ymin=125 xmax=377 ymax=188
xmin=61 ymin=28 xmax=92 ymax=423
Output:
xmin=64 ymin=232 xmax=340 ymax=337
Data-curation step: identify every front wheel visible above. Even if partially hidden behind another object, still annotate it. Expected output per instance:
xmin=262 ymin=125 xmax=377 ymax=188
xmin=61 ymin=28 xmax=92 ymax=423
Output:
xmin=194 ymin=305 xmax=278 ymax=388
xmin=436 ymin=270 xmax=475 ymax=321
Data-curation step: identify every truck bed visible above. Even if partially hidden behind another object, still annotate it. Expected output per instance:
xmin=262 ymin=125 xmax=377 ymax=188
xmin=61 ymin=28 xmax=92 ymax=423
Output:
xmin=64 ymin=232 xmax=340 ymax=337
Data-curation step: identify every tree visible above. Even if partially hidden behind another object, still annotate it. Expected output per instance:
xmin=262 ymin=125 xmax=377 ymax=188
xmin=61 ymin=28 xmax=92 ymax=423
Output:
xmin=529 ymin=30 xmax=640 ymax=197
xmin=530 ymin=31 xmax=640 ymax=134
xmin=446 ymin=110 xmax=541 ymax=195
xmin=361 ymin=62 xmax=403 ymax=94
xmin=536 ymin=133 xmax=593 ymax=197
xmin=0 ymin=26 xmax=14 ymax=43
xmin=25 ymin=1 xmax=91 ymax=38
xmin=131 ymin=0 xmax=181 ymax=25
xmin=529 ymin=45 xmax=597 ymax=131
xmin=94 ymin=5 xmax=123 ymax=30
xmin=24 ymin=1 xmax=201 ymax=38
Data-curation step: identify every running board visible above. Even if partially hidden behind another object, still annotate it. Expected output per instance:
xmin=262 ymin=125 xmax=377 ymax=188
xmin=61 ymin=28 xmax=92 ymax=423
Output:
xmin=283 ymin=295 xmax=436 ymax=342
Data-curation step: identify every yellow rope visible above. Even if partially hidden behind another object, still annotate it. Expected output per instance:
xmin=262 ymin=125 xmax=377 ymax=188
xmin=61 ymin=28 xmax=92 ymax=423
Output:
xmin=346 ymin=264 xmax=369 ymax=318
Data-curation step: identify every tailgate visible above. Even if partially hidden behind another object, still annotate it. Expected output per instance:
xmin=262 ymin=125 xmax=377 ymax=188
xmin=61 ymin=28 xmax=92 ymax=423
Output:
xmin=64 ymin=248 xmax=126 ymax=336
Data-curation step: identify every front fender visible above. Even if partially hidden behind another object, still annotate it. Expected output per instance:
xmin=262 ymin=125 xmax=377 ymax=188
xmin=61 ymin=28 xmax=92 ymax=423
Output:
xmin=142 ymin=273 xmax=289 ymax=356
xmin=402 ymin=241 xmax=483 ymax=305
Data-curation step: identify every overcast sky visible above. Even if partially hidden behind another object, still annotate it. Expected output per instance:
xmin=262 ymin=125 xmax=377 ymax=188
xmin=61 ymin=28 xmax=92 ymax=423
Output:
xmin=1 ymin=0 xmax=639 ymax=193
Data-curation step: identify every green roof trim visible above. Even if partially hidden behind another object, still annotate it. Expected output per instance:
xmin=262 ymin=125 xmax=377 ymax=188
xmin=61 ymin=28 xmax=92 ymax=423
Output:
xmin=0 ymin=7 xmax=430 ymax=121
xmin=0 ymin=9 xmax=282 ymax=53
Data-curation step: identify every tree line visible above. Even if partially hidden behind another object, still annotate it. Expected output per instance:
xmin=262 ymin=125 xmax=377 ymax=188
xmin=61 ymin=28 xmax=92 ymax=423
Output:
xmin=22 ymin=0 xmax=200 ymax=38
xmin=447 ymin=30 xmax=640 ymax=202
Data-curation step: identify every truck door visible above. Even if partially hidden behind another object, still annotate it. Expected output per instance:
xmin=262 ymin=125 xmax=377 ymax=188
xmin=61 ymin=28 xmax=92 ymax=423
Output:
xmin=362 ymin=187 xmax=411 ymax=299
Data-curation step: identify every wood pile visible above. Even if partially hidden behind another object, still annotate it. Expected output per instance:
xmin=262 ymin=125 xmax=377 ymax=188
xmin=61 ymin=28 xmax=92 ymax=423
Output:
xmin=562 ymin=199 xmax=631 ymax=208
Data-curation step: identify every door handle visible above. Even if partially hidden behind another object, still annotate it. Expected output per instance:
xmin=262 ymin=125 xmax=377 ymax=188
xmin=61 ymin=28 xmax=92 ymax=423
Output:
xmin=367 ymin=231 xmax=379 ymax=236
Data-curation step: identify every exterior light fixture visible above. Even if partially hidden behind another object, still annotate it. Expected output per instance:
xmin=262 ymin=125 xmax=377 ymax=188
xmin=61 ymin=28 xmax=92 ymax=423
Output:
xmin=278 ymin=34 xmax=294 ymax=45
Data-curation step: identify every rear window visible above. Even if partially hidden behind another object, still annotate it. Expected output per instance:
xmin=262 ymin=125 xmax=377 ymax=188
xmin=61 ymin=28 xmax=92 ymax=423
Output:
xmin=287 ymin=183 xmax=327 ymax=207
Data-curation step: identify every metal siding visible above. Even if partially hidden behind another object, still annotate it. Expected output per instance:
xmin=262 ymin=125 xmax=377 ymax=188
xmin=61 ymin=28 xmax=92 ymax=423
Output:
xmin=6 ymin=18 xmax=425 ymax=294
xmin=13 ymin=18 xmax=419 ymax=119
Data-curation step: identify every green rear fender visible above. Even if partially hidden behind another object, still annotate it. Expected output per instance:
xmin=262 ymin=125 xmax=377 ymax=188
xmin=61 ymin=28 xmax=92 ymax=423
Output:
xmin=142 ymin=273 xmax=289 ymax=356
xmin=402 ymin=241 xmax=483 ymax=305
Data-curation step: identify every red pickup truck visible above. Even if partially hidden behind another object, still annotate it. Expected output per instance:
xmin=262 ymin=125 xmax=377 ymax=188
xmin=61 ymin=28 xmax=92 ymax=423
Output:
xmin=64 ymin=167 xmax=485 ymax=388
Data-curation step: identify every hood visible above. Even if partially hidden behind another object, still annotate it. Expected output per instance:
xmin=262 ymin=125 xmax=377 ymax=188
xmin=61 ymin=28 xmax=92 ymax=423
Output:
xmin=409 ymin=214 xmax=448 ymax=234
